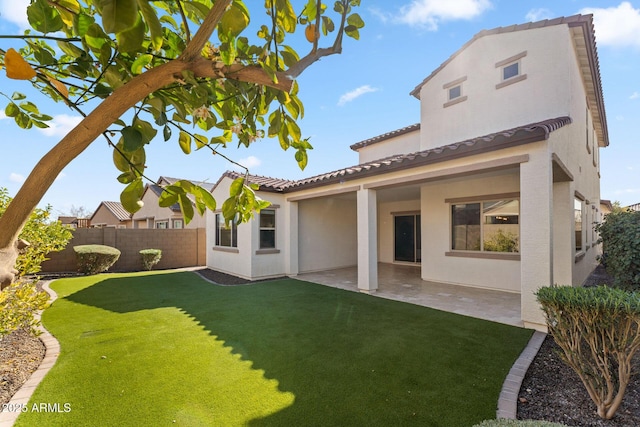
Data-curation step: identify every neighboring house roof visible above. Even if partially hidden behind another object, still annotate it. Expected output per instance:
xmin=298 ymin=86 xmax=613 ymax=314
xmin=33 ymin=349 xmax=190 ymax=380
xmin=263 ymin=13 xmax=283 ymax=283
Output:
xmin=159 ymin=176 xmax=216 ymax=192
xmin=627 ymin=203 xmax=640 ymax=212
xmin=350 ymin=123 xmax=420 ymax=152
xmin=600 ymin=199 xmax=613 ymax=211
xmin=409 ymin=14 xmax=608 ymax=147
xmin=212 ymin=171 xmax=295 ymax=194
xmin=218 ymin=116 xmax=571 ymax=194
xmin=90 ymin=201 xmax=132 ymax=222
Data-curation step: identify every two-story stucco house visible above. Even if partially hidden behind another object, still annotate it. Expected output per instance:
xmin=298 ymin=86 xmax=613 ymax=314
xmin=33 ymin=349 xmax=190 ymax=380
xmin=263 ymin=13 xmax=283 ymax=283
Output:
xmin=206 ymin=14 xmax=608 ymax=330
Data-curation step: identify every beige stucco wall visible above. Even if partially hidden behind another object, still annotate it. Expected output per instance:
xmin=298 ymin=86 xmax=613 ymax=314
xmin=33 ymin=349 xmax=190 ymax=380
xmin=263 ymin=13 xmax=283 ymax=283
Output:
xmin=418 ymin=25 xmax=575 ymax=150
xmin=90 ymin=205 xmax=130 ymax=228
xmin=356 ymin=129 xmax=421 ymax=164
xmin=420 ymin=170 xmax=522 ymax=293
xmin=298 ymin=196 xmax=357 ymax=272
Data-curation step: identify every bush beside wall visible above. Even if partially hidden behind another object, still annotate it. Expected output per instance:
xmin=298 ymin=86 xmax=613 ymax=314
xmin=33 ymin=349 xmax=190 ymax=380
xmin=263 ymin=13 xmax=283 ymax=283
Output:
xmin=74 ymin=244 xmax=121 ymax=275
xmin=595 ymin=210 xmax=640 ymax=291
xmin=140 ymin=249 xmax=162 ymax=271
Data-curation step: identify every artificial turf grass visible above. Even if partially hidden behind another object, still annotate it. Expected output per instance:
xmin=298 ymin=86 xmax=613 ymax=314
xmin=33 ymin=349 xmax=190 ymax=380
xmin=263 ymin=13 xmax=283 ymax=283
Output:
xmin=16 ymin=271 xmax=533 ymax=426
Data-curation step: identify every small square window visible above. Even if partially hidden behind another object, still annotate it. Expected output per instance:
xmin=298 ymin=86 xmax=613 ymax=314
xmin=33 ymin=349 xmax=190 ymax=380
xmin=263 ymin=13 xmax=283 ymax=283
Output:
xmin=503 ymin=62 xmax=519 ymax=80
xmin=448 ymin=85 xmax=461 ymax=100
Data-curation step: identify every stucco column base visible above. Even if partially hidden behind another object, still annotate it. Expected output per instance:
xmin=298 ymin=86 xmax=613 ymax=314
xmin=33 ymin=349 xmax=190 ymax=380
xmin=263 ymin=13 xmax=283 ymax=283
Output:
xmin=523 ymin=321 xmax=548 ymax=333
xmin=359 ymin=288 xmax=377 ymax=295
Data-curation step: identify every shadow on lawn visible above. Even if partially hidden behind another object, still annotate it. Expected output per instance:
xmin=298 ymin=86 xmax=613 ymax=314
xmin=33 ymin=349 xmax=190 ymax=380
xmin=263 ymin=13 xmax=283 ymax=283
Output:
xmin=63 ymin=271 xmax=532 ymax=426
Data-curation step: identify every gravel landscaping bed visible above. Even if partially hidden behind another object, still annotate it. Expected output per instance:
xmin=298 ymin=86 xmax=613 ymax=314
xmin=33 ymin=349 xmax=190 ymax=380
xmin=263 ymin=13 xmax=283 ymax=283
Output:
xmin=0 ymin=329 xmax=45 ymax=406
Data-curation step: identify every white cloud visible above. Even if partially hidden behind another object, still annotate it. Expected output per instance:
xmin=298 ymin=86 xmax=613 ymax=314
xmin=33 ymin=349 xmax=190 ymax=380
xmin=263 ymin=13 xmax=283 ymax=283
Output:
xmin=9 ymin=173 xmax=25 ymax=183
xmin=0 ymin=1 xmax=29 ymax=30
xmin=38 ymin=114 xmax=83 ymax=138
xmin=369 ymin=7 xmax=391 ymax=24
xmin=396 ymin=0 xmax=492 ymax=29
xmin=525 ymin=8 xmax=553 ymax=22
xmin=630 ymin=92 xmax=640 ymax=99
xmin=238 ymin=155 xmax=261 ymax=169
xmin=580 ymin=2 xmax=640 ymax=48
xmin=0 ymin=111 xmax=6 ymax=120
xmin=337 ymin=85 xmax=379 ymax=106
xmin=55 ymin=172 xmax=66 ymax=182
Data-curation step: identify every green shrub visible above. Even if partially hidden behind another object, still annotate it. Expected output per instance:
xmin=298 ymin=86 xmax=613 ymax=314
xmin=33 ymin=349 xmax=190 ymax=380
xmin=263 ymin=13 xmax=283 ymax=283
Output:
xmin=0 ymin=188 xmax=73 ymax=277
xmin=595 ymin=210 xmax=640 ymax=290
xmin=74 ymin=244 xmax=121 ymax=275
xmin=536 ymin=285 xmax=640 ymax=420
xmin=484 ymin=229 xmax=519 ymax=253
xmin=473 ymin=420 xmax=565 ymax=427
xmin=140 ymin=249 xmax=162 ymax=271
xmin=0 ymin=280 xmax=49 ymax=339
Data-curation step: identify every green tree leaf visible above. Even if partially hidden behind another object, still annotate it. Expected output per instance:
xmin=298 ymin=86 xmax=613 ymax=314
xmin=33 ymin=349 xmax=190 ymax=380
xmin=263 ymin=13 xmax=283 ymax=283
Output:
xmin=230 ymin=177 xmax=244 ymax=197
xmin=121 ymin=126 xmax=143 ymax=152
xmin=115 ymin=13 xmax=145 ymax=53
xmin=27 ymin=0 xmax=63 ymax=34
xmin=101 ymin=0 xmax=139 ymax=34
xmin=120 ymin=178 xmax=144 ymax=213
xmin=178 ymin=131 xmax=192 ymax=154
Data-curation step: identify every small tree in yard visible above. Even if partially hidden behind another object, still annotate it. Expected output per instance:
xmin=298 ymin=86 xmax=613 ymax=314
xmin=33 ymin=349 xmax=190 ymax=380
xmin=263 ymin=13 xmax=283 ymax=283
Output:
xmin=0 ymin=0 xmax=364 ymax=287
xmin=537 ymin=285 xmax=640 ymax=420
xmin=0 ymin=188 xmax=72 ymax=286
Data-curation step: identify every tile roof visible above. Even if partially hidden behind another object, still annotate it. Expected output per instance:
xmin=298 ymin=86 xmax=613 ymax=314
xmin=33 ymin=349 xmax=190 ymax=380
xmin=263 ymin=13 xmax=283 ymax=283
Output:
xmin=103 ymin=201 xmax=131 ymax=220
xmin=213 ymin=171 xmax=295 ymax=193
xmin=215 ymin=116 xmax=571 ymax=194
xmin=95 ymin=201 xmax=131 ymax=221
xmin=409 ymin=14 xmax=607 ymax=147
xmin=350 ymin=123 xmax=420 ymax=151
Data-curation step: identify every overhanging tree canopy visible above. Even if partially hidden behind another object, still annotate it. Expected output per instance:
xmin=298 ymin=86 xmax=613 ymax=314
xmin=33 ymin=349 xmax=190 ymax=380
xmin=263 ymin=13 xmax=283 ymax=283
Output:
xmin=0 ymin=0 xmax=364 ymax=287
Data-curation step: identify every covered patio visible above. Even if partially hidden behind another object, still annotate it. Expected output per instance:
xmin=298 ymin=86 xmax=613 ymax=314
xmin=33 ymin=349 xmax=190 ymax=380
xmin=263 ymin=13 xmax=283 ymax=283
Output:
xmin=296 ymin=263 xmax=522 ymax=327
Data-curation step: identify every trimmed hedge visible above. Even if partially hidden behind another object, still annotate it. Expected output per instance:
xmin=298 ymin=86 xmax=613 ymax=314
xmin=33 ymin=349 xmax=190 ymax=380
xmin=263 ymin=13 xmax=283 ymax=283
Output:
xmin=74 ymin=244 xmax=121 ymax=275
xmin=140 ymin=249 xmax=162 ymax=271
xmin=536 ymin=285 xmax=640 ymax=420
xmin=473 ymin=420 xmax=566 ymax=427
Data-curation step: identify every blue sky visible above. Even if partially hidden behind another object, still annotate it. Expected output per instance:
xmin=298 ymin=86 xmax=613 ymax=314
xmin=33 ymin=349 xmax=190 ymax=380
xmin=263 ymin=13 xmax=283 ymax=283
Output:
xmin=0 ymin=0 xmax=639 ymax=215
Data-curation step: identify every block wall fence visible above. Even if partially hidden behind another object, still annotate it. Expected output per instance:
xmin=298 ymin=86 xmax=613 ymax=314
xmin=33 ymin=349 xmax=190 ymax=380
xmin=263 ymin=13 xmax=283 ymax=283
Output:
xmin=40 ymin=228 xmax=206 ymax=272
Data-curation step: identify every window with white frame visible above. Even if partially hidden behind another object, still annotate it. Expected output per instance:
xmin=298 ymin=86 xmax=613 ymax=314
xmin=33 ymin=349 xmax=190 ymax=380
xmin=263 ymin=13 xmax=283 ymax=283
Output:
xmin=215 ymin=213 xmax=237 ymax=248
xmin=443 ymin=76 xmax=467 ymax=107
xmin=575 ymin=198 xmax=583 ymax=252
xmin=259 ymin=209 xmax=276 ymax=249
xmin=502 ymin=62 xmax=519 ymax=80
xmin=451 ymin=198 xmax=519 ymax=253
xmin=496 ymin=51 xmax=527 ymax=89
xmin=155 ymin=220 xmax=168 ymax=229
xmin=448 ymin=85 xmax=462 ymax=101
xmin=172 ymin=219 xmax=183 ymax=229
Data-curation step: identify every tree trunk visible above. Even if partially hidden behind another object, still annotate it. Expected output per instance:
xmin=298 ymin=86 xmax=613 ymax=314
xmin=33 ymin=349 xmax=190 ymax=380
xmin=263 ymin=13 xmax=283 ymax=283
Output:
xmin=0 ymin=61 xmax=183 ymax=286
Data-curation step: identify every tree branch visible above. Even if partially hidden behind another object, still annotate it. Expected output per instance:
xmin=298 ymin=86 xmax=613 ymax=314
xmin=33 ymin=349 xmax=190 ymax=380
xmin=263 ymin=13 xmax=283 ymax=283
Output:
xmin=286 ymin=0 xmax=348 ymax=78
xmin=179 ymin=0 xmax=232 ymax=62
xmin=0 ymin=61 xmax=183 ymax=248
xmin=188 ymin=58 xmax=293 ymax=92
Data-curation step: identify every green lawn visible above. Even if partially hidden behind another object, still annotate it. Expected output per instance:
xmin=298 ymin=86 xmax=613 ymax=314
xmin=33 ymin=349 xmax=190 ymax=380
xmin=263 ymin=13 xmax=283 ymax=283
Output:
xmin=16 ymin=271 xmax=532 ymax=426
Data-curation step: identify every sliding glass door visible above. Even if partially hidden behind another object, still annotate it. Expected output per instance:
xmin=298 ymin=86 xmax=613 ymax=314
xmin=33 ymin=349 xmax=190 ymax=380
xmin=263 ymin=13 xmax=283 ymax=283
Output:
xmin=394 ymin=214 xmax=421 ymax=263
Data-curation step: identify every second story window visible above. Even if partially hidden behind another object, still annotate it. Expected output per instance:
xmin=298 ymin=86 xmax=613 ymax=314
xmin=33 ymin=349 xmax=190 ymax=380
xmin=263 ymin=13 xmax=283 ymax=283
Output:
xmin=502 ymin=62 xmax=519 ymax=80
xmin=443 ymin=76 xmax=467 ymax=108
xmin=448 ymin=85 xmax=462 ymax=101
xmin=496 ymin=51 xmax=527 ymax=89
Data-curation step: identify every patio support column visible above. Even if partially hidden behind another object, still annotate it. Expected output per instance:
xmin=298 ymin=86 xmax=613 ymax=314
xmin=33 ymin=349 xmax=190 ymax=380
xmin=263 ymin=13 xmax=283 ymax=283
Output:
xmin=285 ymin=200 xmax=299 ymax=276
xmin=520 ymin=147 xmax=553 ymax=330
xmin=357 ymin=188 xmax=378 ymax=293
xmin=553 ymin=181 xmax=573 ymax=286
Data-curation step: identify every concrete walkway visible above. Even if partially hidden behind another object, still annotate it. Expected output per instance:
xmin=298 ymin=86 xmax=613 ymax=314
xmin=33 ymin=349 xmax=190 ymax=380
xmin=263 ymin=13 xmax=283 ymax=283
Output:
xmin=297 ymin=263 xmax=523 ymax=327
